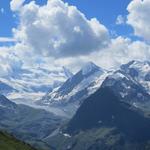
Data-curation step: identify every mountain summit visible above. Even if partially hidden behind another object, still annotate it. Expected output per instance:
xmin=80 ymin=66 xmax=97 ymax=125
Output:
xmin=81 ymin=62 xmax=101 ymax=75
xmin=38 ymin=62 xmax=107 ymax=115
xmin=120 ymin=60 xmax=150 ymax=94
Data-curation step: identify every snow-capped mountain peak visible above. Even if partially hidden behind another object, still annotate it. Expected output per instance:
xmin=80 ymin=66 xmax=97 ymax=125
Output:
xmin=121 ymin=60 xmax=150 ymax=76
xmin=82 ymin=62 xmax=101 ymax=75
xmin=120 ymin=60 xmax=150 ymax=94
xmin=62 ymin=66 xmax=73 ymax=78
xmin=38 ymin=62 xmax=108 ymax=115
xmin=33 ymin=60 xmax=150 ymax=117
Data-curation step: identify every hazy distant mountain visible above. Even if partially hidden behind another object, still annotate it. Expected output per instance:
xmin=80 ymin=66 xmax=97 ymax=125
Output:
xmin=0 ymin=81 xmax=16 ymax=96
xmin=0 ymin=94 xmax=17 ymax=108
xmin=0 ymin=66 xmax=73 ymax=102
xmin=0 ymin=94 xmax=65 ymax=150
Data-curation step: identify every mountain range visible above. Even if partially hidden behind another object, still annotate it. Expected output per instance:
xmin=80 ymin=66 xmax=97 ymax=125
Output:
xmin=44 ymin=61 xmax=150 ymax=150
xmin=37 ymin=62 xmax=108 ymax=116
xmin=0 ymin=94 xmax=66 ymax=150
xmin=36 ymin=60 xmax=150 ymax=117
xmin=46 ymin=86 xmax=150 ymax=150
xmin=0 ymin=66 xmax=73 ymax=102
xmin=1 ymin=60 xmax=150 ymax=150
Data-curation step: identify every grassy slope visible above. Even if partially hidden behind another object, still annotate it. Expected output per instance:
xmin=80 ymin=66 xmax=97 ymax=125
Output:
xmin=0 ymin=131 xmax=37 ymax=150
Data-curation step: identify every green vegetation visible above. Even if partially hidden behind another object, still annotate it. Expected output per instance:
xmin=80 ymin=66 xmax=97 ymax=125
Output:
xmin=0 ymin=131 xmax=37 ymax=150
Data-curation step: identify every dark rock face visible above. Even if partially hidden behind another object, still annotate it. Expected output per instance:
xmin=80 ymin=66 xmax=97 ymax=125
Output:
xmin=101 ymin=71 xmax=150 ymax=104
xmin=66 ymin=87 xmax=150 ymax=141
xmin=145 ymin=73 xmax=150 ymax=81
xmin=0 ymin=95 xmax=17 ymax=108
xmin=120 ymin=60 xmax=150 ymax=94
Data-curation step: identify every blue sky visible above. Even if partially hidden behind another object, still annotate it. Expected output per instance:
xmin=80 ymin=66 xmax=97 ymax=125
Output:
xmin=64 ymin=0 xmax=133 ymax=37
xmin=0 ymin=0 xmax=132 ymax=40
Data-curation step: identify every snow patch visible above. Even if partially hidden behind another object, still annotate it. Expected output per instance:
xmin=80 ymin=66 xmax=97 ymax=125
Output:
xmin=63 ymin=133 xmax=71 ymax=138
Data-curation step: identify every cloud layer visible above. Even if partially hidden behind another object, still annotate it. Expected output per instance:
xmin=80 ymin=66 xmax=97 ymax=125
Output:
xmin=13 ymin=0 xmax=109 ymax=58
xmin=0 ymin=37 xmax=16 ymax=42
xmin=7 ymin=0 xmax=150 ymax=70
xmin=0 ymin=0 xmax=150 ymax=83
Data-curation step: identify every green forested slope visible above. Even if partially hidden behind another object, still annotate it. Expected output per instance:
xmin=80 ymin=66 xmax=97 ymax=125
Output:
xmin=0 ymin=131 xmax=37 ymax=150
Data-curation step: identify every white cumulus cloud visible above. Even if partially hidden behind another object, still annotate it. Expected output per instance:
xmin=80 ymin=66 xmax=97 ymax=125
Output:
xmin=127 ymin=0 xmax=150 ymax=41
xmin=70 ymin=36 xmax=150 ymax=70
xmin=10 ymin=0 xmax=26 ymax=11
xmin=116 ymin=15 xmax=125 ymax=25
xmin=12 ymin=0 xmax=109 ymax=58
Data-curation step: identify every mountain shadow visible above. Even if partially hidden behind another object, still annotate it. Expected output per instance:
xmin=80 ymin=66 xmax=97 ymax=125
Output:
xmin=66 ymin=87 xmax=150 ymax=142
